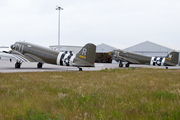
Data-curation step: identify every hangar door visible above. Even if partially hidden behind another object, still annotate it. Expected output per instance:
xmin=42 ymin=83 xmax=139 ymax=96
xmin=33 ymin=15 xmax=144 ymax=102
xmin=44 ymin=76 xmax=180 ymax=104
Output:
xmin=95 ymin=53 xmax=112 ymax=63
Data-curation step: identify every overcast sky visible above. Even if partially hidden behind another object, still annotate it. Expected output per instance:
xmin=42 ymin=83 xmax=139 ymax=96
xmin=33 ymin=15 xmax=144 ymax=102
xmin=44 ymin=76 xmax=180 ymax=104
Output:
xmin=0 ymin=0 xmax=180 ymax=50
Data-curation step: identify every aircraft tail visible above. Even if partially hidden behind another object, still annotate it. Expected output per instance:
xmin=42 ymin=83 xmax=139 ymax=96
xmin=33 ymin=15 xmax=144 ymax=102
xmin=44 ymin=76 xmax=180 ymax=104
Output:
xmin=73 ymin=43 xmax=96 ymax=67
xmin=164 ymin=51 xmax=179 ymax=66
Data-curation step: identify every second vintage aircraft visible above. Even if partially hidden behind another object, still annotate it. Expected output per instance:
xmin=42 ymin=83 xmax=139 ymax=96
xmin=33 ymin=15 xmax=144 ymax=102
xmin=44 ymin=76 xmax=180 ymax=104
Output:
xmin=109 ymin=49 xmax=179 ymax=69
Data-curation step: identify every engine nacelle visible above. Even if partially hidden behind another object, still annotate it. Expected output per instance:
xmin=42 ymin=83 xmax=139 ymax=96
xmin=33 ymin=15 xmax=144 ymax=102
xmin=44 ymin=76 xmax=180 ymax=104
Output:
xmin=56 ymin=51 xmax=75 ymax=66
xmin=150 ymin=57 xmax=165 ymax=66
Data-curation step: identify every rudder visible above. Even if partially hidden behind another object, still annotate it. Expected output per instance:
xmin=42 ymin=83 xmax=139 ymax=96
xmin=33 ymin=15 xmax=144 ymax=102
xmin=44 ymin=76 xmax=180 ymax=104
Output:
xmin=164 ymin=51 xmax=179 ymax=66
xmin=73 ymin=43 xmax=96 ymax=67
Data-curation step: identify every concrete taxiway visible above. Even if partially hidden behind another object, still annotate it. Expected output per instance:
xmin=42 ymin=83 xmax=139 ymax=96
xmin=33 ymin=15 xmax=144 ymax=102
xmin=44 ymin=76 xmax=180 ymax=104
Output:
xmin=0 ymin=60 xmax=118 ymax=73
xmin=0 ymin=60 xmax=180 ymax=73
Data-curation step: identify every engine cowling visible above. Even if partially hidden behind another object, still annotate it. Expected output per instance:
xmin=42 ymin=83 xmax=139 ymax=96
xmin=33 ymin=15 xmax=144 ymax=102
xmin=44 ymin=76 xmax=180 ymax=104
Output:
xmin=150 ymin=57 xmax=165 ymax=66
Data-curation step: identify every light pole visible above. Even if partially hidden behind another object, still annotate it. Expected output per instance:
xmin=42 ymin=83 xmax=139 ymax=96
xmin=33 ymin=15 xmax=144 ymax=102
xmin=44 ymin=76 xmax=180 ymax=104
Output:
xmin=55 ymin=6 xmax=63 ymax=51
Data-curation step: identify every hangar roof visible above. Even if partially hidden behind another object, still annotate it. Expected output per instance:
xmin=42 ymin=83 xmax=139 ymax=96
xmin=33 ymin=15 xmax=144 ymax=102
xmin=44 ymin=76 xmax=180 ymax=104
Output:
xmin=124 ymin=41 xmax=173 ymax=53
xmin=96 ymin=43 xmax=117 ymax=53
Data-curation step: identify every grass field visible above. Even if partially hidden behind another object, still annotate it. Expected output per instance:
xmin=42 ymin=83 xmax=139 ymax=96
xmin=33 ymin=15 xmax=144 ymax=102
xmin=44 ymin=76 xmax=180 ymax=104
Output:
xmin=0 ymin=68 xmax=180 ymax=120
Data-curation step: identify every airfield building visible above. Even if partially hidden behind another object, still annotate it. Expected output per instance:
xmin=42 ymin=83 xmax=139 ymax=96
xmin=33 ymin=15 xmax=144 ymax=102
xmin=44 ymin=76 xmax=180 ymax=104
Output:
xmin=49 ymin=45 xmax=82 ymax=54
xmin=95 ymin=43 xmax=116 ymax=63
xmin=124 ymin=41 xmax=173 ymax=57
xmin=0 ymin=46 xmax=10 ymax=52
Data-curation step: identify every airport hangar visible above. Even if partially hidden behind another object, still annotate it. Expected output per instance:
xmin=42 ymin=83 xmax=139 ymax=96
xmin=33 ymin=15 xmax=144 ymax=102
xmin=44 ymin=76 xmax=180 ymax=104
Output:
xmin=49 ymin=41 xmax=180 ymax=65
xmin=0 ymin=46 xmax=10 ymax=51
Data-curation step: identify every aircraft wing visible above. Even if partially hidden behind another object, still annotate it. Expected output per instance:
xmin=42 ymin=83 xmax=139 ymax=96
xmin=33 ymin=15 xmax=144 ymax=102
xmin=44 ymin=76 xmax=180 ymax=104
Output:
xmin=123 ymin=57 xmax=140 ymax=64
xmin=113 ymin=55 xmax=140 ymax=64
xmin=0 ymin=52 xmax=17 ymax=61
xmin=0 ymin=50 xmax=44 ymax=63
xmin=23 ymin=53 xmax=45 ymax=63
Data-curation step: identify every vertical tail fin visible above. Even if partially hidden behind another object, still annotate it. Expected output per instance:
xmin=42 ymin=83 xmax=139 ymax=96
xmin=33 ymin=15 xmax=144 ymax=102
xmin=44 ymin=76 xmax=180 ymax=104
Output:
xmin=73 ymin=43 xmax=96 ymax=67
xmin=164 ymin=51 xmax=179 ymax=66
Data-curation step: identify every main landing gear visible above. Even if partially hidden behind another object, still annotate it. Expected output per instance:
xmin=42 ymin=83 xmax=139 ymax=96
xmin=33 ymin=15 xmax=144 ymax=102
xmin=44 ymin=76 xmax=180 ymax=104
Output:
xmin=37 ymin=62 xmax=44 ymax=68
xmin=15 ymin=59 xmax=22 ymax=68
xmin=119 ymin=61 xmax=123 ymax=67
xmin=15 ymin=60 xmax=22 ymax=68
xmin=125 ymin=62 xmax=129 ymax=67
xmin=79 ymin=68 xmax=83 ymax=71
xmin=119 ymin=61 xmax=130 ymax=68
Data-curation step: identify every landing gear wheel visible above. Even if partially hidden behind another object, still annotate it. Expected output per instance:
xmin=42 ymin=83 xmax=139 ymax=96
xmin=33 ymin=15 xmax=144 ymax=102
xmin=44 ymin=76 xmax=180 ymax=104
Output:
xmin=37 ymin=62 xmax=43 ymax=68
xmin=119 ymin=61 xmax=123 ymax=67
xmin=15 ymin=62 xmax=21 ymax=68
xmin=125 ymin=63 xmax=129 ymax=67
xmin=166 ymin=67 xmax=168 ymax=69
xmin=79 ymin=68 xmax=83 ymax=71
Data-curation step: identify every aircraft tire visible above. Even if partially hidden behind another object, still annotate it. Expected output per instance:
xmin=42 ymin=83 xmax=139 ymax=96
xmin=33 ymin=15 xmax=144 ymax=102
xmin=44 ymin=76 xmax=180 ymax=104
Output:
xmin=119 ymin=61 xmax=123 ymax=67
xmin=15 ymin=63 xmax=21 ymax=68
xmin=79 ymin=68 xmax=83 ymax=71
xmin=119 ymin=64 xmax=123 ymax=67
xmin=125 ymin=63 xmax=129 ymax=67
xmin=37 ymin=62 xmax=43 ymax=68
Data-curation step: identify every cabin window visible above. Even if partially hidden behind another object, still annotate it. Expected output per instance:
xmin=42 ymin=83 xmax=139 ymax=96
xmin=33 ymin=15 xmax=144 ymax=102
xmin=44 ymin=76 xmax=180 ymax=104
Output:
xmin=49 ymin=55 xmax=51 ymax=58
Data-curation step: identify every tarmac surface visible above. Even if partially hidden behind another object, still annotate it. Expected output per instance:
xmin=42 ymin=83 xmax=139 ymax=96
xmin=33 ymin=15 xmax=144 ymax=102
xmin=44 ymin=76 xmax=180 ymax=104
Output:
xmin=0 ymin=60 xmax=180 ymax=73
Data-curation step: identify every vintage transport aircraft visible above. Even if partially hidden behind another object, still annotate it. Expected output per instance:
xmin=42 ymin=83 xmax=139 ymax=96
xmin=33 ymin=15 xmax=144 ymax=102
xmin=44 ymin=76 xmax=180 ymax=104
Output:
xmin=1 ymin=41 xmax=96 ymax=71
xmin=109 ymin=49 xmax=179 ymax=69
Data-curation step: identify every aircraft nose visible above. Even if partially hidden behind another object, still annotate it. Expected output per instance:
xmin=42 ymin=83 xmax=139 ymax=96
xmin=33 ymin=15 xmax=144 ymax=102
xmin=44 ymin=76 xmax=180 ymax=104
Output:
xmin=10 ymin=44 xmax=15 ymax=50
xmin=108 ymin=51 xmax=115 ymax=56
